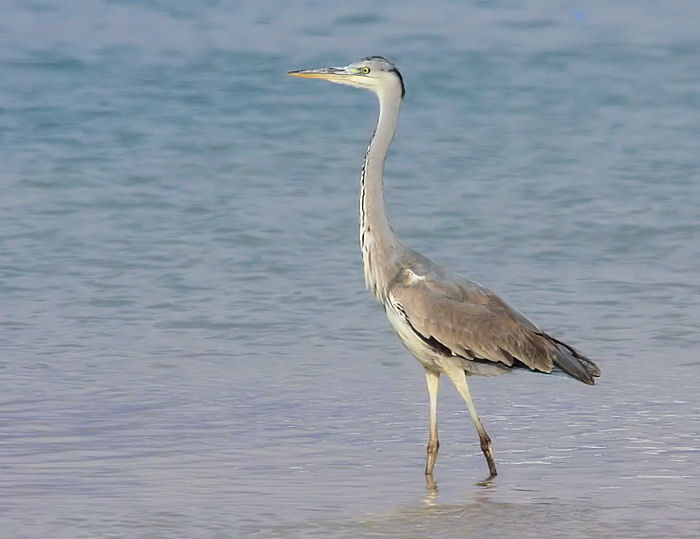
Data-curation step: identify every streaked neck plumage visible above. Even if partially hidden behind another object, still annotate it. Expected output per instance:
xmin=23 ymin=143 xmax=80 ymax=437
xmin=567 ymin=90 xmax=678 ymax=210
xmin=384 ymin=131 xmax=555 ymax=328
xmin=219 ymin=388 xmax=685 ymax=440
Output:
xmin=360 ymin=85 xmax=404 ymax=303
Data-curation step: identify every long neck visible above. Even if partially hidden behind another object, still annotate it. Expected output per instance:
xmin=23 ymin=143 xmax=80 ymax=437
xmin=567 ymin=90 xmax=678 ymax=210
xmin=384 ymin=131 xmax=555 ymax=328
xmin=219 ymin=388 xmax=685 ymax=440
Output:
xmin=360 ymin=88 xmax=403 ymax=303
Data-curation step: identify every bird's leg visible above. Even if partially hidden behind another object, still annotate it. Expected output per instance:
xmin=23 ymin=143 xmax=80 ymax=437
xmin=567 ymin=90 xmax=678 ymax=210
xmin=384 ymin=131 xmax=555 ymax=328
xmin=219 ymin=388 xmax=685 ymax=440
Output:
xmin=424 ymin=368 xmax=440 ymax=477
xmin=443 ymin=364 xmax=498 ymax=479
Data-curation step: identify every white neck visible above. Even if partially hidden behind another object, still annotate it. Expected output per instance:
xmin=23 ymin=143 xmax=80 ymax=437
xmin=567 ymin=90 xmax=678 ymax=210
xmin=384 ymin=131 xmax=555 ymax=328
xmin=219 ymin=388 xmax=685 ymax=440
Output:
xmin=359 ymin=86 xmax=403 ymax=302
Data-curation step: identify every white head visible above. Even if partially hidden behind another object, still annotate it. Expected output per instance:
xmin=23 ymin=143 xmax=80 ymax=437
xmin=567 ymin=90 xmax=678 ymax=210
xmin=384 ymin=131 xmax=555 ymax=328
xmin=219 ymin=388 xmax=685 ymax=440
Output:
xmin=289 ymin=56 xmax=405 ymax=100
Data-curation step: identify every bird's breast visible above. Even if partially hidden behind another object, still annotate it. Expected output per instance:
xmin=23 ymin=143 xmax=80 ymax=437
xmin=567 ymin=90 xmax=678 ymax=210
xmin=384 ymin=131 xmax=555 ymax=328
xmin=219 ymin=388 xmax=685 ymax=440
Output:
xmin=384 ymin=297 xmax=442 ymax=370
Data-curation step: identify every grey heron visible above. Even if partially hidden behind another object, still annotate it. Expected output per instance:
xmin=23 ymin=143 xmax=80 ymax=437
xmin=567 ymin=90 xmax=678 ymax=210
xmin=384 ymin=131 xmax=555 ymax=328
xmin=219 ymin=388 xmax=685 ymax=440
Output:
xmin=289 ymin=56 xmax=600 ymax=480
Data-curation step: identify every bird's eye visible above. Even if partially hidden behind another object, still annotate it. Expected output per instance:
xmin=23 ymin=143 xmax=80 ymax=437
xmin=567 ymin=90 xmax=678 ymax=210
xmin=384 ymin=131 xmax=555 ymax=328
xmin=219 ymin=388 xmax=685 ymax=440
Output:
xmin=361 ymin=67 xmax=370 ymax=74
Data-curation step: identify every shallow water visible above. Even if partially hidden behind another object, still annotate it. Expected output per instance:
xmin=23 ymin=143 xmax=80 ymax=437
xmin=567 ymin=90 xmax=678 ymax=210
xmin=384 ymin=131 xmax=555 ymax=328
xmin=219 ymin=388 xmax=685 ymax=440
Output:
xmin=1 ymin=1 xmax=699 ymax=537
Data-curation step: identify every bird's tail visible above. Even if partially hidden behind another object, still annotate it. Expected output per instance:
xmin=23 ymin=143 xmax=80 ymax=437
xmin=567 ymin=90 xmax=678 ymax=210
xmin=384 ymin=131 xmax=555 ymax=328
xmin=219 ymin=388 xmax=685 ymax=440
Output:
xmin=542 ymin=333 xmax=601 ymax=385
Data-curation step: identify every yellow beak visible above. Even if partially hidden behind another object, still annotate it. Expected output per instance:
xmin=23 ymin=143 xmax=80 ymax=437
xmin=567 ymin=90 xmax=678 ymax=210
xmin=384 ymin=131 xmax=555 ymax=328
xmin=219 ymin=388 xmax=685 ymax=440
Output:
xmin=288 ymin=67 xmax=353 ymax=81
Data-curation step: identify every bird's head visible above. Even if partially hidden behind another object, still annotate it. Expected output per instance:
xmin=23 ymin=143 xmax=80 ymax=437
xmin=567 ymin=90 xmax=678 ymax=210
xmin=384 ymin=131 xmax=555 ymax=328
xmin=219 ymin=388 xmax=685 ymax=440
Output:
xmin=289 ymin=56 xmax=405 ymax=100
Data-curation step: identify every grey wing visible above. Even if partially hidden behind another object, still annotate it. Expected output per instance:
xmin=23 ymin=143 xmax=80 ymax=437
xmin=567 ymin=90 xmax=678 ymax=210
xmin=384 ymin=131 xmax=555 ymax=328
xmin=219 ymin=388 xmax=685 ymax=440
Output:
xmin=387 ymin=261 xmax=599 ymax=384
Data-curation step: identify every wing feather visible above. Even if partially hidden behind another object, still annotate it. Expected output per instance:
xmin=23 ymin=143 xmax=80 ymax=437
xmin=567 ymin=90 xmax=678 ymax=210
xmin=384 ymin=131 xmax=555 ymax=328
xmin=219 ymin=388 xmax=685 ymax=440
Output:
xmin=387 ymin=262 xmax=598 ymax=384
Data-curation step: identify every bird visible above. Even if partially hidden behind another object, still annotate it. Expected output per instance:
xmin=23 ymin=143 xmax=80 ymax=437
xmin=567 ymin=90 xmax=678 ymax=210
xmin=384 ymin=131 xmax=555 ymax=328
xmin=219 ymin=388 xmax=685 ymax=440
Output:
xmin=288 ymin=56 xmax=600 ymax=481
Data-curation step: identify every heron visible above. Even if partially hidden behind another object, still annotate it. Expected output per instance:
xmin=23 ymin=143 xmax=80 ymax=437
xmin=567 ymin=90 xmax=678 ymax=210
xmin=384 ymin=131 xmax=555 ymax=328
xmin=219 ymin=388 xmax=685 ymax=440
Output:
xmin=289 ymin=56 xmax=600 ymax=480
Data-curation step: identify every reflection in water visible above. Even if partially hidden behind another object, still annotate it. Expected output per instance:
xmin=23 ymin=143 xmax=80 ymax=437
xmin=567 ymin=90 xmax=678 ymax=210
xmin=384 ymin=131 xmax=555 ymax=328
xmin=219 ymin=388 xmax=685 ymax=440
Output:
xmin=425 ymin=470 xmax=496 ymax=506
xmin=424 ymin=474 xmax=438 ymax=499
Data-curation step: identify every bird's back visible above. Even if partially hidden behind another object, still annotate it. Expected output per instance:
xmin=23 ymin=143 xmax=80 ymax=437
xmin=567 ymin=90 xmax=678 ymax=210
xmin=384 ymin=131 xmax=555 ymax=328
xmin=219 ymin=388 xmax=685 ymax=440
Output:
xmin=384 ymin=247 xmax=600 ymax=384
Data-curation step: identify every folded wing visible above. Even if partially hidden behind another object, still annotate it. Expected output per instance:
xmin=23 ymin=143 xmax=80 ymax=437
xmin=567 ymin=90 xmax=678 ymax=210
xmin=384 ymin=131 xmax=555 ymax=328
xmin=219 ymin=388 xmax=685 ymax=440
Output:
xmin=387 ymin=260 xmax=600 ymax=384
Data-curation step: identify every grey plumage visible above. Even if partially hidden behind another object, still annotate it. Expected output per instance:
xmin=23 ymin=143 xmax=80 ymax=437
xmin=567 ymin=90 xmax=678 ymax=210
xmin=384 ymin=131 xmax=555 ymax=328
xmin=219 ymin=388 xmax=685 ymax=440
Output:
xmin=388 ymin=250 xmax=600 ymax=382
xmin=289 ymin=56 xmax=600 ymax=481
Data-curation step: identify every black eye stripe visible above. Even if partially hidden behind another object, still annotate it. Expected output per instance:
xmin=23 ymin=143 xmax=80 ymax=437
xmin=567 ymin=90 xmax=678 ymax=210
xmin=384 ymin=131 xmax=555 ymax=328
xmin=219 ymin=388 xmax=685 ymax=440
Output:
xmin=389 ymin=68 xmax=406 ymax=99
xmin=356 ymin=56 xmax=405 ymax=99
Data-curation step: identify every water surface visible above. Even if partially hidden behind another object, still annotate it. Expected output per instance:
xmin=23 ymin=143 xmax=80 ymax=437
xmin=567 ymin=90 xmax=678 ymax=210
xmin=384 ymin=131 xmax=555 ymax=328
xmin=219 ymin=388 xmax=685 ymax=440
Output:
xmin=1 ymin=1 xmax=699 ymax=537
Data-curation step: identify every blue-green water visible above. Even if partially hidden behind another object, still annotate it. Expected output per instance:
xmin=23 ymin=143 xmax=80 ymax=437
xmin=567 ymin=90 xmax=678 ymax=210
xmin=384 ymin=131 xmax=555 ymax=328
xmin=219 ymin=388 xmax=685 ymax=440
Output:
xmin=2 ymin=1 xmax=699 ymax=537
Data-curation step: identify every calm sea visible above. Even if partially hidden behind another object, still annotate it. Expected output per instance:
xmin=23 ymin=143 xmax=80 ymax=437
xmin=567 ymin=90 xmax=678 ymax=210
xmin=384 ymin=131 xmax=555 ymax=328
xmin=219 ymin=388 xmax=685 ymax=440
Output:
xmin=1 ymin=1 xmax=699 ymax=537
